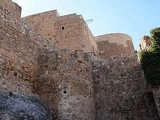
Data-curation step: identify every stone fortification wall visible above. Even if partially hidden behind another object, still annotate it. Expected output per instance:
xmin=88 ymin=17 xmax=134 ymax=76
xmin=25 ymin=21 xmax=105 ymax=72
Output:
xmin=0 ymin=5 xmax=57 ymax=94
xmin=1 ymin=1 xmax=159 ymax=120
xmin=54 ymin=14 xmax=98 ymax=54
xmin=35 ymin=50 xmax=95 ymax=120
xmin=1 ymin=0 xmax=21 ymax=19
xmin=95 ymin=33 xmax=134 ymax=59
xmin=22 ymin=12 xmax=98 ymax=54
xmin=150 ymin=88 xmax=160 ymax=117
xmin=0 ymin=5 xmax=95 ymax=119
xmin=22 ymin=10 xmax=59 ymax=44
xmin=139 ymin=35 xmax=151 ymax=51
xmin=93 ymin=54 xmax=159 ymax=120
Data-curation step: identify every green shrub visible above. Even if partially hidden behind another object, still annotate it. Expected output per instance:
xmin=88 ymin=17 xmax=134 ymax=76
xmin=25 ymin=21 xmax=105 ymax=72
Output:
xmin=140 ymin=27 xmax=160 ymax=86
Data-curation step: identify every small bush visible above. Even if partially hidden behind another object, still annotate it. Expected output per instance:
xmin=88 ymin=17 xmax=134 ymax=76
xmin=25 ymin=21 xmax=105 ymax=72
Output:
xmin=140 ymin=27 xmax=160 ymax=86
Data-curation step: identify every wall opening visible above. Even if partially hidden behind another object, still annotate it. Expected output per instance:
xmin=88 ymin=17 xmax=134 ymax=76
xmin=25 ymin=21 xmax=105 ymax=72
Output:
xmin=62 ymin=27 xmax=64 ymax=30
xmin=63 ymin=86 xmax=67 ymax=94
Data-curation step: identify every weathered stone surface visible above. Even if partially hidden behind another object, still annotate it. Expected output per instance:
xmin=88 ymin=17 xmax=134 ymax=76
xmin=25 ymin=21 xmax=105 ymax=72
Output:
xmin=0 ymin=91 xmax=51 ymax=120
xmin=95 ymin=33 xmax=134 ymax=59
xmin=35 ymin=50 xmax=95 ymax=120
xmin=0 ymin=0 xmax=21 ymax=19
xmin=22 ymin=12 xmax=98 ymax=54
xmin=139 ymin=35 xmax=151 ymax=51
xmin=93 ymin=53 xmax=159 ymax=120
xmin=0 ymin=0 xmax=159 ymax=120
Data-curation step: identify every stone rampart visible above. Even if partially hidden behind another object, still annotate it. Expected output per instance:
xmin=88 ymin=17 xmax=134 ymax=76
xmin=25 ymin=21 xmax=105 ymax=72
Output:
xmin=95 ymin=33 xmax=134 ymax=59
xmin=1 ymin=1 xmax=159 ymax=120
xmin=35 ymin=50 xmax=96 ymax=119
xmin=22 ymin=10 xmax=59 ymax=45
xmin=139 ymin=35 xmax=151 ymax=51
xmin=54 ymin=14 xmax=98 ymax=54
xmin=22 ymin=12 xmax=98 ymax=54
xmin=93 ymin=54 xmax=159 ymax=120
xmin=0 ymin=5 xmax=57 ymax=94
xmin=1 ymin=0 xmax=21 ymax=19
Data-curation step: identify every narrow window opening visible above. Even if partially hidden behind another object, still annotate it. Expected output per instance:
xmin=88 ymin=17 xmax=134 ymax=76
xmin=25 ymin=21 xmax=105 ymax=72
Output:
xmin=62 ymin=27 xmax=64 ymax=30
xmin=63 ymin=90 xmax=67 ymax=94
xmin=63 ymin=86 xmax=67 ymax=94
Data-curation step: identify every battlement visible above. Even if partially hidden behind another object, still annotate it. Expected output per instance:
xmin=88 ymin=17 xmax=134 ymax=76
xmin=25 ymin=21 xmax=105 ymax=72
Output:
xmin=1 ymin=0 xmax=21 ymax=19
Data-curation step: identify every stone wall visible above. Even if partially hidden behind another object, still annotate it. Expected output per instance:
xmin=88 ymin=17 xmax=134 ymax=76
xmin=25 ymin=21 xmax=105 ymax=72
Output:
xmin=22 ymin=12 xmax=98 ymax=54
xmin=151 ymin=87 xmax=160 ymax=117
xmin=54 ymin=14 xmax=98 ymax=54
xmin=1 ymin=1 xmax=159 ymax=120
xmin=1 ymin=0 xmax=21 ymax=19
xmin=0 ymin=5 xmax=57 ymax=94
xmin=95 ymin=33 xmax=134 ymax=59
xmin=93 ymin=54 xmax=159 ymax=120
xmin=139 ymin=35 xmax=151 ymax=51
xmin=22 ymin=10 xmax=59 ymax=45
xmin=0 ymin=91 xmax=52 ymax=120
xmin=35 ymin=50 xmax=95 ymax=120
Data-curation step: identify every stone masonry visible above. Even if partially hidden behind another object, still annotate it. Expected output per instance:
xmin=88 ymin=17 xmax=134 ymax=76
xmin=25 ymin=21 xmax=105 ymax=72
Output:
xmin=22 ymin=11 xmax=98 ymax=54
xmin=1 ymin=0 xmax=21 ymax=19
xmin=139 ymin=35 xmax=151 ymax=51
xmin=0 ymin=0 xmax=159 ymax=120
xmin=95 ymin=33 xmax=134 ymax=59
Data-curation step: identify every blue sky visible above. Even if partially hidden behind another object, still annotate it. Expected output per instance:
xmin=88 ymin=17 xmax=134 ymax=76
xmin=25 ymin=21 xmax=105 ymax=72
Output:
xmin=12 ymin=0 xmax=160 ymax=50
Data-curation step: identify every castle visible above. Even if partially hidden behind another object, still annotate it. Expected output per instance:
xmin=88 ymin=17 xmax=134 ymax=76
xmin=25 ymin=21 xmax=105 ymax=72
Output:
xmin=0 ymin=0 xmax=160 ymax=119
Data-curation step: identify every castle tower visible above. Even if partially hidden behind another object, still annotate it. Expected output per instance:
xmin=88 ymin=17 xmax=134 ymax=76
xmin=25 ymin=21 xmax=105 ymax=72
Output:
xmin=22 ymin=11 xmax=98 ymax=54
xmin=139 ymin=35 xmax=151 ymax=51
xmin=0 ymin=0 xmax=21 ymax=19
xmin=95 ymin=33 xmax=134 ymax=59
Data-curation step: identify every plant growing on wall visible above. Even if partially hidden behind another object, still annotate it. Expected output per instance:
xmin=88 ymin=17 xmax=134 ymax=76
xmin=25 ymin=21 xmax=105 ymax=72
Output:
xmin=139 ymin=27 xmax=160 ymax=86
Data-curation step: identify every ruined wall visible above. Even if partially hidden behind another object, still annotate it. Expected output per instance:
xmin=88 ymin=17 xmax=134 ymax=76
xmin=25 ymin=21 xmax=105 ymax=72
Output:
xmin=95 ymin=33 xmax=134 ymax=59
xmin=35 ymin=50 xmax=95 ymax=120
xmin=93 ymin=54 xmax=159 ymax=120
xmin=0 ymin=0 xmax=21 ymax=19
xmin=22 ymin=10 xmax=59 ymax=44
xmin=23 ymin=12 xmax=98 ymax=54
xmin=139 ymin=35 xmax=151 ymax=51
xmin=0 ymin=5 xmax=56 ymax=94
